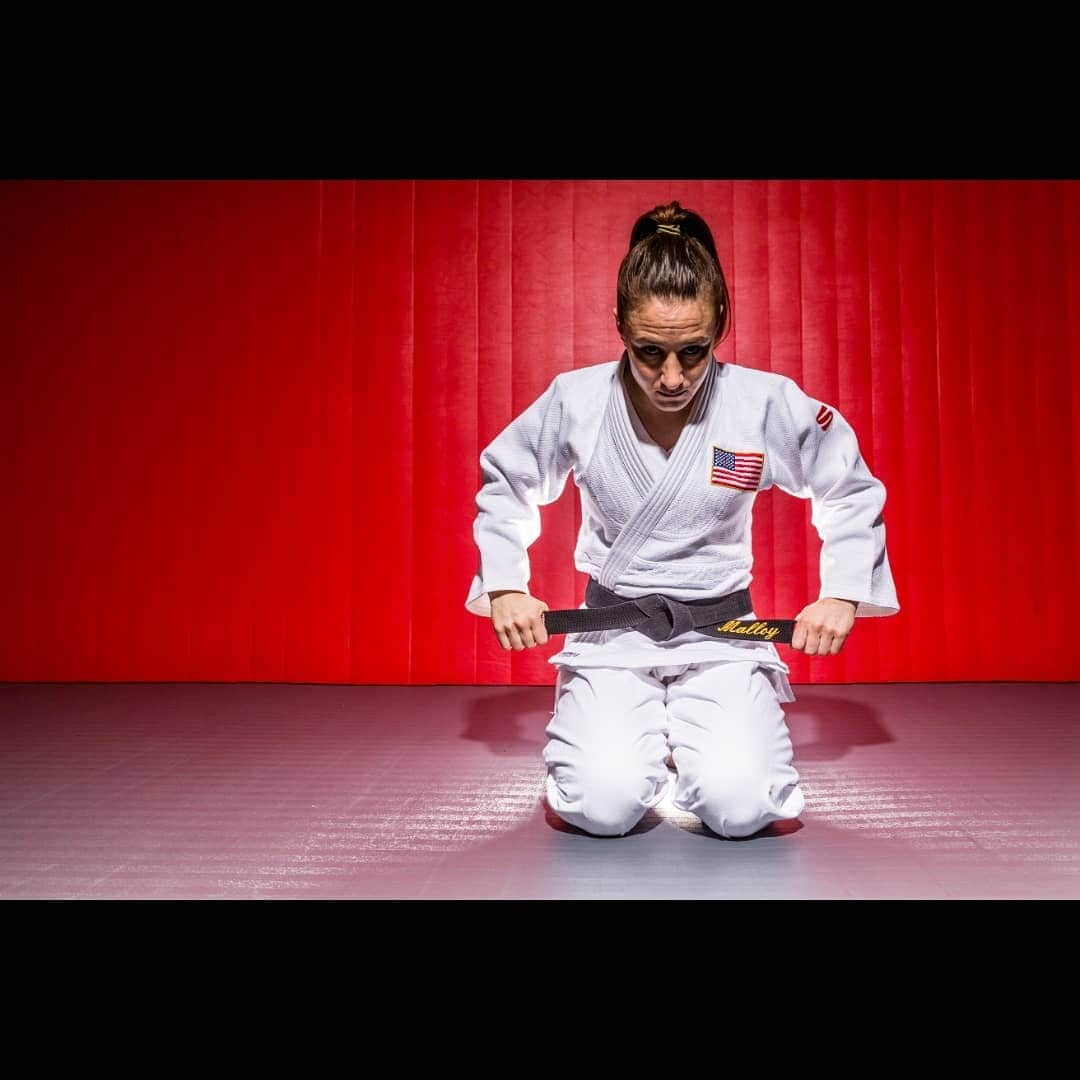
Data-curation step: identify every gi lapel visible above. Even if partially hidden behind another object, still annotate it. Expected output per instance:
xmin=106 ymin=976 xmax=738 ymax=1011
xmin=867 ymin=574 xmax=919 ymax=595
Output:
xmin=597 ymin=353 xmax=720 ymax=590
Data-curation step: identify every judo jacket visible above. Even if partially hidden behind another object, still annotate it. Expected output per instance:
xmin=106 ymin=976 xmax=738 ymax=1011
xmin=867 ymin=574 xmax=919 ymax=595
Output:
xmin=465 ymin=354 xmax=900 ymax=698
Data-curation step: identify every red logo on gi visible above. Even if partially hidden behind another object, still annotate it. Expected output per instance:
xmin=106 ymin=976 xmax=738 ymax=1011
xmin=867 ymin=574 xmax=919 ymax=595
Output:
xmin=816 ymin=403 xmax=834 ymax=431
xmin=711 ymin=446 xmax=764 ymax=491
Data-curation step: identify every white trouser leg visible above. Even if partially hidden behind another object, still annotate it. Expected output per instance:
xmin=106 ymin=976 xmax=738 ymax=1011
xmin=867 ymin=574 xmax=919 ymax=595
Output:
xmin=542 ymin=665 xmax=671 ymax=837
xmin=665 ymin=661 xmax=805 ymax=837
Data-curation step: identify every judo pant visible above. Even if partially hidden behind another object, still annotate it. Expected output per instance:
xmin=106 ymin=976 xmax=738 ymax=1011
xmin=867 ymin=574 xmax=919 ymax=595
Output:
xmin=542 ymin=660 xmax=806 ymax=838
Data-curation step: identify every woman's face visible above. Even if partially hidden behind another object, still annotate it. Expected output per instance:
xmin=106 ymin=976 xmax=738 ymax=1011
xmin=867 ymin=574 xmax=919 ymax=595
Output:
xmin=616 ymin=293 xmax=721 ymax=417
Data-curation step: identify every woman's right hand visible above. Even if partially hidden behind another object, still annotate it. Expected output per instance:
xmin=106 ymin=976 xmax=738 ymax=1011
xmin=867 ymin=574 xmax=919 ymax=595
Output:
xmin=489 ymin=590 xmax=550 ymax=650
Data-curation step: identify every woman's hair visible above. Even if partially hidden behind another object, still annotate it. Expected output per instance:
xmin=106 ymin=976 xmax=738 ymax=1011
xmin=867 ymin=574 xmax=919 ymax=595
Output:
xmin=616 ymin=201 xmax=731 ymax=345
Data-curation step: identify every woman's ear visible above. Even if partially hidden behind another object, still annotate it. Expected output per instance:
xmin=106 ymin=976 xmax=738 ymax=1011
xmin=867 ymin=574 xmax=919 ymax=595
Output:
xmin=711 ymin=308 xmax=725 ymax=347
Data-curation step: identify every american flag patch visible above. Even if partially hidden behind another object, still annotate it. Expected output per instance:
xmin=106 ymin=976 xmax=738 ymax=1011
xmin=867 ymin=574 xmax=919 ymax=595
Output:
xmin=711 ymin=446 xmax=764 ymax=491
xmin=816 ymin=403 xmax=834 ymax=431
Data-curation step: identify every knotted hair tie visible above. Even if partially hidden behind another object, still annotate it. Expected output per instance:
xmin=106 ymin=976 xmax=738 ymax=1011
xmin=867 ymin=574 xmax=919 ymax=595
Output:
xmin=655 ymin=223 xmax=682 ymax=236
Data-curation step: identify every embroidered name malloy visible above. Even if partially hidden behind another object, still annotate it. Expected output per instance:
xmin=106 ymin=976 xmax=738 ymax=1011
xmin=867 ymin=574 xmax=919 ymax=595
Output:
xmin=816 ymin=403 xmax=834 ymax=431
xmin=711 ymin=446 xmax=764 ymax=491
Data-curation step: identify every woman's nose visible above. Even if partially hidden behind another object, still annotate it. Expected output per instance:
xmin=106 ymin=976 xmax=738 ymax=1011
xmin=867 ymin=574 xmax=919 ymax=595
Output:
xmin=659 ymin=359 xmax=684 ymax=386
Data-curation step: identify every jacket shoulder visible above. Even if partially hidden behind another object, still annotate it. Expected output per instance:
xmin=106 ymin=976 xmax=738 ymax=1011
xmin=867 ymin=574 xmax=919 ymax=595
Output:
xmin=551 ymin=359 xmax=621 ymax=391
xmin=724 ymin=362 xmax=791 ymax=393
xmin=548 ymin=360 xmax=621 ymax=421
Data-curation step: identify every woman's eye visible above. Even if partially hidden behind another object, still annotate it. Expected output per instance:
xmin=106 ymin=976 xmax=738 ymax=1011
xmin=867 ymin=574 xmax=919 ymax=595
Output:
xmin=638 ymin=345 xmax=703 ymax=360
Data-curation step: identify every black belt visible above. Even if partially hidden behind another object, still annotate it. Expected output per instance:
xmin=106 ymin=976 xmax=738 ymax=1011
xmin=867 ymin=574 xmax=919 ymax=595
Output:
xmin=542 ymin=578 xmax=795 ymax=644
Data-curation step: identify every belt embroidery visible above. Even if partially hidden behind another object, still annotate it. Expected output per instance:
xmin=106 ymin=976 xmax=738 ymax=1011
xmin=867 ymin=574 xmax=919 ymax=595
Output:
xmin=715 ymin=618 xmax=783 ymax=641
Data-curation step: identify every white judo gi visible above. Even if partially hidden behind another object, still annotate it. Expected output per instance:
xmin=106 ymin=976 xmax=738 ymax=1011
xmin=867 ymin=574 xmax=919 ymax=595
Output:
xmin=465 ymin=353 xmax=900 ymax=837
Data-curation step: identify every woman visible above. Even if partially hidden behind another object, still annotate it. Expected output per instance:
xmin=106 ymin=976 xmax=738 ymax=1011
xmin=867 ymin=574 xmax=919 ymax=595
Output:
xmin=465 ymin=201 xmax=900 ymax=838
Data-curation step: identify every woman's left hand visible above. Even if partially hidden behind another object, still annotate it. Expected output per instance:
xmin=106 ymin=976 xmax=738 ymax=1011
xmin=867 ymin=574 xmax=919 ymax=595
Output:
xmin=791 ymin=598 xmax=857 ymax=655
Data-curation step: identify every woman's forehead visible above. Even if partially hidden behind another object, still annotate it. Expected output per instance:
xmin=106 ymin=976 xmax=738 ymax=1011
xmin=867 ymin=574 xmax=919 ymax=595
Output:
xmin=625 ymin=294 xmax=714 ymax=334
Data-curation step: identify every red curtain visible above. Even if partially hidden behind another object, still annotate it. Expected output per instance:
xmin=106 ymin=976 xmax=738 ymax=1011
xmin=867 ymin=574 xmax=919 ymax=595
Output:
xmin=1 ymin=180 xmax=1076 ymax=686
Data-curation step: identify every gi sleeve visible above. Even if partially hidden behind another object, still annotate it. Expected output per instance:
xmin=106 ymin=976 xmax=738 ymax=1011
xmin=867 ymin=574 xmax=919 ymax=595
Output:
xmin=765 ymin=375 xmax=900 ymax=618
xmin=464 ymin=374 xmax=573 ymax=618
